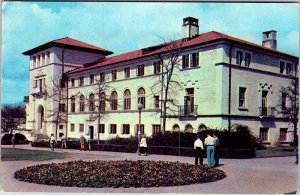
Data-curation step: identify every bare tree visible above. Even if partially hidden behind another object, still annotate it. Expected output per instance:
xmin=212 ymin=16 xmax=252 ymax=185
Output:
xmin=1 ymin=103 xmax=26 ymax=131
xmin=150 ymin=38 xmax=184 ymax=133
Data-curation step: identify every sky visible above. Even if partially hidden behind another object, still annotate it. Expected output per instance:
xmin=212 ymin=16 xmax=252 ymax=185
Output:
xmin=1 ymin=2 xmax=299 ymax=105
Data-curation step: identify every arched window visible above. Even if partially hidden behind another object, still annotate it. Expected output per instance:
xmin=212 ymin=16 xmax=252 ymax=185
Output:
xmin=172 ymin=124 xmax=180 ymax=131
xmin=137 ymin=88 xmax=145 ymax=109
xmin=79 ymin=95 xmax=85 ymax=112
xmin=71 ymin=96 xmax=75 ymax=112
xmin=198 ymin=124 xmax=207 ymax=132
xmin=124 ymin=89 xmax=131 ymax=110
xmin=100 ymin=92 xmax=106 ymax=112
xmin=111 ymin=91 xmax=118 ymax=110
xmin=185 ymin=124 xmax=193 ymax=133
xmin=89 ymin=93 xmax=95 ymax=112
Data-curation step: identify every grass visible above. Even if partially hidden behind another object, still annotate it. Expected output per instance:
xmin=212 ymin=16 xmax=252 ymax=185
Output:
xmin=1 ymin=148 xmax=67 ymax=161
xmin=255 ymin=146 xmax=296 ymax=158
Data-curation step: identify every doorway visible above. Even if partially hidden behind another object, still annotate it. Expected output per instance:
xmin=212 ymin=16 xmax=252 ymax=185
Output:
xmin=89 ymin=126 xmax=94 ymax=139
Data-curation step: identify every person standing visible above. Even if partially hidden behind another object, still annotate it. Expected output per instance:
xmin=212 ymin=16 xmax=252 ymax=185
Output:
xmin=138 ymin=135 xmax=148 ymax=156
xmin=204 ymin=133 xmax=216 ymax=167
xmin=61 ymin=134 xmax=67 ymax=149
xmin=213 ymin=133 xmax=220 ymax=167
xmin=194 ymin=133 xmax=204 ymax=165
xmin=80 ymin=135 xmax=85 ymax=151
xmin=11 ymin=134 xmax=16 ymax=148
xmin=50 ymin=134 xmax=56 ymax=151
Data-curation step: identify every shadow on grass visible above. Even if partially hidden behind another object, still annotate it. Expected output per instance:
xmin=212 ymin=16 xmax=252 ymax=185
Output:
xmin=255 ymin=146 xmax=296 ymax=158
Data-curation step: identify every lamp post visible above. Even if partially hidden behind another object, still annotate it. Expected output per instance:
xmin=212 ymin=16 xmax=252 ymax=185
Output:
xmin=137 ymin=102 xmax=143 ymax=153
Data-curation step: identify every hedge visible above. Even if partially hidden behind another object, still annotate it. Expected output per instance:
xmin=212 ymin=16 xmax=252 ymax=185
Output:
xmin=1 ymin=133 xmax=29 ymax=145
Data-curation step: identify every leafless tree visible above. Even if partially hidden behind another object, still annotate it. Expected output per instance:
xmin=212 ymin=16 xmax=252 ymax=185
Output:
xmin=1 ymin=103 xmax=26 ymax=131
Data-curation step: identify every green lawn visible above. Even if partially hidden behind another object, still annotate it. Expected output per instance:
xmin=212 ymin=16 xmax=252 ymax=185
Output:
xmin=255 ymin=146 xmax=296 ymax=158
xmin=1 ymin=148 xmax=67 ymax=161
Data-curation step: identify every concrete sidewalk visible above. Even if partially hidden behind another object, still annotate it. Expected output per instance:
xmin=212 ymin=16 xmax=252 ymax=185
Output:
xmin=1 ymin=144 xmax=298 ymax=194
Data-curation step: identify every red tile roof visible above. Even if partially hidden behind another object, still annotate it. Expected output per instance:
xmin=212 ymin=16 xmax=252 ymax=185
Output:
xmin=65 ymin=31 xmax=298 ymax=74
xmin=23 ymin=37 xmax=113 ymax=55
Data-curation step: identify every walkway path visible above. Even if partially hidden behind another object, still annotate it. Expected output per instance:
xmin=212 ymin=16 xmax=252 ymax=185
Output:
xmin=1 ymin=144 xmax=298 ymax=194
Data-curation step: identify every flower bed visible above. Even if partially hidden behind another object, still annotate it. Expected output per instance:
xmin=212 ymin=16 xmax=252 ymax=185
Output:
xmin=14 ymin=160 xmax=226 ymax=188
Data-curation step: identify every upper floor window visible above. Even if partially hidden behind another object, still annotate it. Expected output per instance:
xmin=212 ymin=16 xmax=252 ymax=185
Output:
xmin=71 ymin=96 xmax=76 ymax=113
xmin=89 ymin=93 xmax=95 ymax=112
xmin=112 ymin=70 xmax=117 ymax=81
xmin=182 ymin=54 xmax=189 ymax=69
xmin=41 ymin=53 xmax=45 ymax=66
xmin=153 ymin=61 xmax=161 ymax=74
xmin=122 ymin=124 xmax=130 ymax=134
xmin=59 ymin=103 xmax=66 ymax=113
xmin=46 ymin=52 xmax=50 ymax=64
xmin=79 ymin=95 xmax=85 ymax=112
xmin=90 ymin=74 xmax=94 ymax=85
xmin=154 ymin=95 xmax=159 ymax=109
xmin=37 ymin=55 xmax=40 ymax=67
xmin=124 ymin=67 xmax=130 ymax=79
xmin=244 ymin=53 xmax=251 ymax=67
xmin=100 ymin=72 xmax=105 ymax=83
xmin=137 ymin=65 xmax=145 ymax=76
xmin=100 ymin=92 xmax=106 ymax=112
xmin=239 ymin=87 xmax=246 ymax=108
xmin=111 ymin=91 xmax=118 ymax=110
xmin=33 ymin=56 xmax=36 ymax=68
xmin=286 ymin=63 xmax=292 ymax=75
xmin=124 ymin=89 xmax=131 ymax=110
xmin=280 ymin=61 xmax=285 ymax=74
xmin=236 ymin=51 xmax=243 ymax=65
xmin=79 ymin=77 xmax=84 ymax=86
xmin=190 ymin=53 xmax=199 ymax=67
xmin=282 ymin=92 xmax=287 ymax=110
xmin=33 ymin=80 xmax=38 ymax=88
xmin=137 ymin=88 xmax=146 ymax=109
xmin=71 ymin=78 xmax=75 ymax=87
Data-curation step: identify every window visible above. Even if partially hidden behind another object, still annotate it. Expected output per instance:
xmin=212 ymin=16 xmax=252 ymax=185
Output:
xmin=111 ymin=91 xmax=118 ymax=110
xmin=79 ymin=124 xmax=84 ymax=132
xmin=282 ymin=92 xmax=287 ymax=110
xmin=152 ymin=125 xmax=161 ymax=135
xmin=153 ymin=61 xmax=161 ymax=74
xmin=71 ymin=78 xmax=75 ymax=87
xmin=100 ymin=72 xmax=105 ymax=83
xmin=286 ymin=63 xmax=292 ymax=75
xmin=135 ymin=124 xmax=145 ymax=135
xmin=79 ymin=95 xmax=85 ymax=112
xmin=137 ymin=88 xmax=146 ymax=109
xmin=70 ymin=124 xmax=75 ymax=132
xmin=59 ymin=125 xmax=63 ymax=130
xmin=137 ymin=65 xmax=145 ymax=76
xmin=71 ymin=96 xmax=75 ymax=112
xmin=279 ymin=128 xmax=288 ymax=141
xmin=190 ymin=53 xmax=199 ymax=67
xmin=122 ymin=124 xmax=130 ymax=134
xmin=90 ymin=74 xmax=94 ymax=85
xmin=280 ymin=61 xmax=285 ymax=74
xmin=59 ymin=103 xmax=66 ymax=112
xmin=37 ymin=55 xmax=40 ymax=67
xmin=41 ymin=53 xmax=45 ymax=65
xmin=172 ymin=124 xmax=180 ymax=131
xmin=89 ymin=94 xmax=95 ymax=112
xmin=124 ymin=67 xmax=130 ymax=79
xmin=98 ymin=124 xmax=105 ymax=133
xmin=100 ymin=92 xmax=106 ymax=112
xmin=33 ymin=56 xmax=36 ymax=68
xmin=245 ymin=53 xmax=251 ymax=67
xmin=33 ymin=80 xmax=37 ymax=88
xmin=182 ymin=54 xmax=189 ymax=69
xmin=236 ymin=51 xmax=243 ymax=65
xmin=109 ymin=124 xmax=117 ymax=134
xmin=79 ymin=77 xmax=84 ymax=86
xmin=46 ymin=52 xmax=50 ymax=64
xmin=154 ymin=96 xmax=159 ymax=109
xmin=124 ymin=89 xmax=131 ymax=110
xmin=239 ymin=87 xmax=246 ymax=108
xmin=259 ymin=128 xmax=268 ymax=142
xmin=39 ymin=79 xmax=43 ymax=92
xmin=112 ymin=70 xmax=117 ymax=81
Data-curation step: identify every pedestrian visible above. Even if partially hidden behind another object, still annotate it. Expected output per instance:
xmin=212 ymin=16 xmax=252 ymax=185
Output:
xmin=50 ymin=134 xmax=56 ymax=151
xmin=213 ymin=133 xmax=220 ymax=167
xmin=204 ymin=133 xmax=216 ymax=167
xmin=11 ymin=134 xmax=15 ymax=148
xmin=138 ymin=135 xmax=148 ymax=156
xmin=80 ymin=135 xmax=85 ymax=151
xmin=85 ymin=134 xmax=91 ymax=150
xmin=60 ymin=134 xmax=67 ymax=149
xmin=194 ymin=133 xmax=204 ymax=165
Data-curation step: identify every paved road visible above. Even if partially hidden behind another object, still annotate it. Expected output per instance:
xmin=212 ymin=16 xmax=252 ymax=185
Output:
xmin=1 ymin=144 xmax=298 ymax=194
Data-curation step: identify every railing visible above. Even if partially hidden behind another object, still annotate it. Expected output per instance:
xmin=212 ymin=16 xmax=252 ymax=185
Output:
xmin=179 ymin=105 xmax=198 ymax=116
xmin=259 ymin=106 xmax=275 ymax=117
xmin=31 ymin=87 xmax=40 ymax=94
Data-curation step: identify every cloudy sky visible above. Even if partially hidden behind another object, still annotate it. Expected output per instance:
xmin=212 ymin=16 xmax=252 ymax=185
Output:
xmin=2 ymin=2 xmax=299 ymax=105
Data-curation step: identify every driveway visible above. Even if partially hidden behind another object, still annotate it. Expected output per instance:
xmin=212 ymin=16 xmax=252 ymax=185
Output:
xmin=1 ymin=144 xmax=298 ymax=194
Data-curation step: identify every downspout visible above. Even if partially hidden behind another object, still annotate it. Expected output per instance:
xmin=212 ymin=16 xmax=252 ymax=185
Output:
xmin=66 ymin=75 xmax=69 ymax=139
xmin=228 ymin=43 xmax=234 ymax=131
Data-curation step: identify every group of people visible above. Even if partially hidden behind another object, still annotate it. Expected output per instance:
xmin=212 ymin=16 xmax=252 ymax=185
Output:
xmin=49 ymin=134 xmax=90 ymax=151
xmin=194 ymin=133 xmax=220 ymax=167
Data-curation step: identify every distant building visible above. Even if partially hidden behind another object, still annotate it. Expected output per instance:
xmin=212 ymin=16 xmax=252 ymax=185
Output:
xmin=23 ymin=17 xmax=298 ymax=145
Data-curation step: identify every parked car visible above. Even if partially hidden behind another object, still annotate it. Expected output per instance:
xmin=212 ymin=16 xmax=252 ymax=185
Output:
xmin=32 ymin=133 xmax=50 ymax=142
xmin=13 ymin=129 xmax=33 ymax=142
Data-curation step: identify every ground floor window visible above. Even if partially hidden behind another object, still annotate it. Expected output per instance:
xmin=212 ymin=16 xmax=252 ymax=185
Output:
xmin=98 ymin=124 xmax=105 ymax=133
xmin=70 ymin=124 xmax=75 ymax=132
xmin=122 ymin=124 xmax=130 ymax=134
xmin=172 ymin=124 xmax=180 ymax=131
xmin=79 ymin=124 xmax=84 ymax=132
xmin=184 ymin=124 xmax=193 ymax=132
xmin=135 ymin=124 xmax=144 ymax=135
xmin=279 ymin=128 xmax=288 ymax=141
xmin=110 ymin=124 xmax=117 ymax=134
xmin=152 ymin=124 xmax=161 ymax=135
xmin=259 ymin=128 xmax=269 ymax=142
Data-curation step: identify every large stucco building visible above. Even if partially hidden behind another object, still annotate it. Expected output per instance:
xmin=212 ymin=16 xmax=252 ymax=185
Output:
xmin=24 ymin=17 xmax=298 ymax=145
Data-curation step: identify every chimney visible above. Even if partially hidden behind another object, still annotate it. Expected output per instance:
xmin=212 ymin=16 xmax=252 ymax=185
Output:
xmin=182 ymin=17 xmax=199 ymax=39
xmin=262 ymin=30 xmax=277 ymax=50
